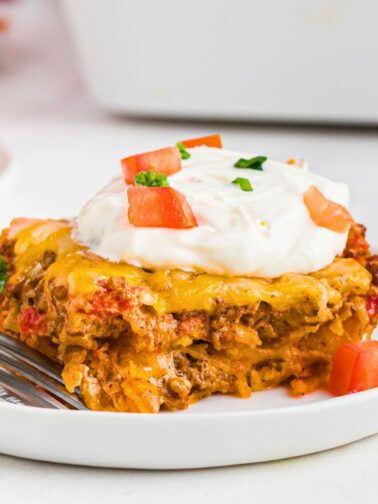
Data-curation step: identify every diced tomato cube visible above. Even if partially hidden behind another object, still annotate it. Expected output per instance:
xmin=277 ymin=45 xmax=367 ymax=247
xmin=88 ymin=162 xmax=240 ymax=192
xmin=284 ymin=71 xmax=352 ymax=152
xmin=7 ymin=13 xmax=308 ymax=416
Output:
xmin=303 ymin=185 xmax=353 ymax=233
xmin=180 ymin=134 xmax=223 ymax=149
xmin=127 ymin=186 xmax=197 ymax=229
xmin=329 ymin=341 xmax=378 ymax=396
xmin=367 ymin=296 xmax=378 ymax=317
xmin=121 ymin=146 xmax=181 ymax=185
xmin=19 ymin=307 xmax=47 ymax=336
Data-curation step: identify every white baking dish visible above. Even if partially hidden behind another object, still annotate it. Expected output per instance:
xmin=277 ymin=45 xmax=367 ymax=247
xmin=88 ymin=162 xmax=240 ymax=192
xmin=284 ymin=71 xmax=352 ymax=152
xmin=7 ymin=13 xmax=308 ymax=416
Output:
xmin=61 ymin=0 xmax=378 ymax=124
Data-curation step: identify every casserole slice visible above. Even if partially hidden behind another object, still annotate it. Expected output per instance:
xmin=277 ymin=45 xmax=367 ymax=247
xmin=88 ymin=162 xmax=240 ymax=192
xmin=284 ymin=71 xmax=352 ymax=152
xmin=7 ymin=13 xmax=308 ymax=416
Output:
xmin=0 ymin=219 xmax=376 ymax=412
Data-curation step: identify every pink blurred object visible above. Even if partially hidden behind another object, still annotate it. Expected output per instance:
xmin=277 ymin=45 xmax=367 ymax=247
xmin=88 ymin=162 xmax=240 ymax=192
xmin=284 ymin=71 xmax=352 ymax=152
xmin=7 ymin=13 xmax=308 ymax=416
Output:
xmin=0 ymin=0 xmax=87 ymax=120
xmin=0 ymin=17 xmax=9 ymax=32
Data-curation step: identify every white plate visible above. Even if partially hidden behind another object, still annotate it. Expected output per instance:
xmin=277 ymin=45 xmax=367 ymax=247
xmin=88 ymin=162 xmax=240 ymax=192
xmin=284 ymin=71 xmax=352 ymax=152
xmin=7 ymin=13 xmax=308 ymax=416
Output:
xmin=1 ymin=382 xmax=378 ymax=469
xmin=0 ymin=233 xmax=377 ymax=469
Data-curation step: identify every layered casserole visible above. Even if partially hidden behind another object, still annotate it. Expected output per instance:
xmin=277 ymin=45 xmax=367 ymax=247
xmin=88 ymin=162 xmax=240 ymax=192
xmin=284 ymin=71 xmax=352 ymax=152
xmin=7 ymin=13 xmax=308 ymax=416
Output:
xmin=0 ymin=135 xmax=377 ymax=412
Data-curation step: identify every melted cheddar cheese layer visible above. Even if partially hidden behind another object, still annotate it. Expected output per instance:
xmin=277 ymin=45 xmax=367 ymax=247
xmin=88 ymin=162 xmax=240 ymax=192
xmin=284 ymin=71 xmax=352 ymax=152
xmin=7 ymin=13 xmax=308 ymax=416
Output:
xmin=8 ymin=219 xmax=372 ymax=316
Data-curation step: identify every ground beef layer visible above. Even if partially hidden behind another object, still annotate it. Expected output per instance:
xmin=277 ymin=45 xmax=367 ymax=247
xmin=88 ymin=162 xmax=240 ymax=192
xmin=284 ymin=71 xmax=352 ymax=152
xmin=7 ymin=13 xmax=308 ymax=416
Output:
xmin=0 ymin=218 xmax=377 ymax=412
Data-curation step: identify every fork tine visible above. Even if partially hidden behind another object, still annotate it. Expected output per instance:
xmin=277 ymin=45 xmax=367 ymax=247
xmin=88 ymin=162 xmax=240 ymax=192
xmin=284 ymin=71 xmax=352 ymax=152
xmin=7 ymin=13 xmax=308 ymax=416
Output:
xmin=0 ymin=366 xmax=69 ymax=409
xmin=0 ymin=348 xmax=87 ymax=410
xmin=0 ymin=331 xmax=64 ymax=384
xmin=0 ymin=331 xmax=87 ymax=410
xmin=0 ymin=382 xmax=25 ymax=406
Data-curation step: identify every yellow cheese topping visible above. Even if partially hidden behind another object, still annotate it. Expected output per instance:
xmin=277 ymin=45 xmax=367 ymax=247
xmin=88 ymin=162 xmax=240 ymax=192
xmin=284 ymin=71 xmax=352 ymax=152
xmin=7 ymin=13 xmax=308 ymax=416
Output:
xmin=8 ymin=219 xmax=372 ymax=316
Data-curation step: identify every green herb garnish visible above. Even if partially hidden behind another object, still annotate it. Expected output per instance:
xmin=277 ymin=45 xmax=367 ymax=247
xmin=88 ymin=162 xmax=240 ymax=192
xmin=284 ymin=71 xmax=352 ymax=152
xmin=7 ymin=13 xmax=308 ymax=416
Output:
xmin=0 ymin=255 xmax=8 ymax=294
xmin=232 ymin=177 xmax=253 ymax=192
xmin=176 ymin=142 xmax=191 ymax=160
xmin=134 ymin=171 xmax=169 ymax=187
xmin=234 ymin=155 xmax=267 ymax=170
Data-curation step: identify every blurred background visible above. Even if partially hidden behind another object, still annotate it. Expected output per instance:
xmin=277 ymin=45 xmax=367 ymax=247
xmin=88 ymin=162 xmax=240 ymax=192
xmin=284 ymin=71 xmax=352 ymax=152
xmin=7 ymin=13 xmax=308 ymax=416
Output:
xmin=0 ymin=0 xmax=377 ymax=239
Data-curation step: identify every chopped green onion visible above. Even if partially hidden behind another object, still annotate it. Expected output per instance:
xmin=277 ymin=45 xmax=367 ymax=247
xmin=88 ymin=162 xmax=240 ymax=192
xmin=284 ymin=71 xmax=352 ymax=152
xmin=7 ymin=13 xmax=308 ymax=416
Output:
xmin=232 ymin=177 xmax=253 ymax=192
xmin=234 ymin=155 xmax=267 ymax=170
xmin=0 ymin=255 xmax=8 ymax=294
xmin=134 ymin=171 xmax=169 ymax=187
xmin=176 ymin=142 xmax=191 ymax=160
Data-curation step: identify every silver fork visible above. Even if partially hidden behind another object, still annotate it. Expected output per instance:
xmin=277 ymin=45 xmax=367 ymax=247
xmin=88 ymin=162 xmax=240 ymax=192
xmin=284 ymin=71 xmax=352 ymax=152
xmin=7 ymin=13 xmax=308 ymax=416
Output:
xmin=0 ymin=331 xmax=87 ymax=410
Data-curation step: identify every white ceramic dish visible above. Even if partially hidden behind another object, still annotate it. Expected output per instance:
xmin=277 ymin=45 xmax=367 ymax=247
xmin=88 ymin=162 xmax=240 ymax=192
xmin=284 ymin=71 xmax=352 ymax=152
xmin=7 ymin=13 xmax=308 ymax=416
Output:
xmin=62 ymin=0 xmax=378 ymax=124
xmin=1 ymin=371 xmax=378 ymax=469
xmin=0 ymin=145 xmax=17 ymax=214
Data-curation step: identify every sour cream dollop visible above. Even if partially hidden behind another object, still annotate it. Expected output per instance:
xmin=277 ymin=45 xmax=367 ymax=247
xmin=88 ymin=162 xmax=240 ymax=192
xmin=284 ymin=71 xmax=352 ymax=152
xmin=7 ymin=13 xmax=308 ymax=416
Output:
xmin=75 ymin=147 xmax=350 ymax=278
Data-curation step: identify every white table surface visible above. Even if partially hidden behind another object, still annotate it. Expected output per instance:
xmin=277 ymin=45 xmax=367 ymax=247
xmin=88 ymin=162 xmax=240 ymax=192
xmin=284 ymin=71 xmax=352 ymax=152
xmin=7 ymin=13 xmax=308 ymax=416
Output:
xmin=0 ymin=1 xmax=378 ymax=502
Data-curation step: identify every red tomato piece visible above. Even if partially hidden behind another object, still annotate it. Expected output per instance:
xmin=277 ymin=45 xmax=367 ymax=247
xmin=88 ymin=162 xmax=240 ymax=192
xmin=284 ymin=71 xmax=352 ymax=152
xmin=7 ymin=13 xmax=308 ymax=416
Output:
xmin=19 ymin=307 xmax=47 ymax=336
xmin=367 ymin=296 xmax=378 ymax=317
xmin=180 ymin=134 xmax=223 ymax=149
xmin=127 ymin=186 xmax=198 ymax=229
xmin=121 ymin=146 xmax=181 ymax=185
xmin=303 ymin=185 xmax=353 ymax=233
xmin=329 ymin=341 xmax=378 ymax=396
